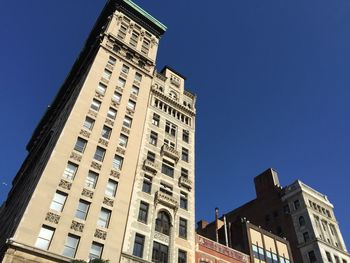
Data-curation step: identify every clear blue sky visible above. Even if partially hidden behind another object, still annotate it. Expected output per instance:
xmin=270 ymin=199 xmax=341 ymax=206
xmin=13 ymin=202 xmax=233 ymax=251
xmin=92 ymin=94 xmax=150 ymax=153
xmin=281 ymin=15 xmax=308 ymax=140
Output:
xmin=0 ymin=0 xmax=349 ymax=247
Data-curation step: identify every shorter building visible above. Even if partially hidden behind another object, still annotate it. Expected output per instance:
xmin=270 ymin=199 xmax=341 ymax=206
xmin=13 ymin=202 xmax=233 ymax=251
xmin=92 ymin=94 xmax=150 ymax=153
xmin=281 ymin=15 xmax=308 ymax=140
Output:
xmin=196 ymin=234 xmax=250 ymax=263
xmin=197 ymin=218 xmax=293 ymax=263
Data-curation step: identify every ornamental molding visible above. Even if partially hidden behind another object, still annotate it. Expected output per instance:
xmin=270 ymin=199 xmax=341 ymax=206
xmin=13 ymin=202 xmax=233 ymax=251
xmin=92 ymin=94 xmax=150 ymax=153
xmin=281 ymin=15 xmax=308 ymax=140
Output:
xmin=105 ymin=118 xmax=114 ymax=127
xmin=79 ymin=129 xmax=90 ymax=139
xmin=155 ymin=191 xmax=178 ymax=212
xmin=126 ymin=108 xmax=134 ymax=116
xmin=154 ymin=232 xmax=169 ymax=244
xmin=82 ymin=188 xmax=94 ymax=199
xmin=120 ymin=253 xmax=151 ymax=263
xmin=122 ymin=127 xmax=130 ymax=134
xmin=91 ymin=161 xmax=102 ymax=171
xmin=161 ymin=144 xmax=179 ymax=163
xmin=88 ymin=109 xmax=98 ymax=118
xmin=45 ymin=212 xmax=60 ymax=224
xmin=94 ymin=229 xmax=107 ymax=240
xmin=71 ymin=221 xmax=84 ymax=232
xmin=99 ymin=138 xmax=109 ymax=147
xmin=70 ymin=152 xmax=82 ymax=162
xmin=103 ymin=197 xmax=114 ymax=207
xmin=59 ymin=179 xmax=72 ymax=191
xmin=179 ymin=176 xmax=192 ymax=190
xmin=143 ymin=159 xmax=158 ymax=175
xmin=110 ymin=170 xmax=120 ymax=179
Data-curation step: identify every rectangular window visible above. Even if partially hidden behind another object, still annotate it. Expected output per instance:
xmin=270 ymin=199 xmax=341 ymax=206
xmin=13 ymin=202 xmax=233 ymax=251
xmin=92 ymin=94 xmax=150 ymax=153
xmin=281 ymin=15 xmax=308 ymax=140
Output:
xmin=133 ymin=234 xmax=145 ymax=258
xmin=180 ymin=192 xmax=188 ymax=210
xmin=117 ymin=24 xmax=127 ymax=40
xmin=160 ymin=183 xmax=173 ymax=196
xmin=118 ymin=78 xmax=126 ymax=88
xmin=130 ymin=31 xmax=139 ymax=47
xmin=108 ymin=56 xmax=116 ymax=66
xmin=152 ymin=113 xmax=160 ymax=126
xmin=131 ymin=85 xmax=139 ymax=95
xmin=63 ymin=234 xmax=80 ymax=258
xmin=112 ymin=91 xmax=122 ymax=103
xmin=164 ymin=139 xmax=175 ymax=148
xmin=35 ymin=226 xmax=55 ymax=250
xmin=94 ymin=146 xmax=106 ymax=162
xmin=181 ymin=168 xmax=189 ymax=178
xmin=150 ymin=131 xmax=158 ymax=146
xmin=97 ymin=208 xmax=111 ymax=228
xmin=138 ymin=201 xmax=149 ymax=223
xmin=165 ymin=121 xmax=176 ymax=137
xmin=141 ymin=38 xmax=150 ymax=55
xmin=182 ymin=130 xmax=189 ymax=143
xmin=75 ymin=200 xmax=90 ymax=220
xmin=179 ymin=218 xmax=187 ymax=239
xmin=103 ymin=69 xmax=112 ymax=80
xmin=50 ymin=191 xmax=67 ymax=212
xmin=63 ymin=162 xmax=78 ymax=180
xmin=85 ymin=171 xmax=98 ymax=189
xmin=272 ymin=253 xmax=278 ymax=263
xmin=334 ymin=256 xmax=340 ymax=263
xmin=128 ymin=100 xmax=136 ymax=111
xmin=294 ymin=199 xmax=300 ymax=209
xmin=119 ymin=134 xmax=129 ymax=147
xmin=90 ymin=99 xmax=101 ymax=111
xmin=326 ymin=251 xmax=332 ymax=262
xmin=266 ymin=251 xmax=273 ymax=263
xmin=96 ymin=83 xmax=107 ymax=94
xmin=74 ymin=137 xmax=87 ymax=153
xmin=135 ymin=72 xmax=142 ymax=82
xmin=161 ymin=159 xmax=174 ymax=177
xmin=122 ymin=64 xmax=129 ymax=74
xmin=113 ymin=155 xmax=124 ymax=170
xmin=101 ymin=125 xmax=112 ymax=139
xmin=123 ymin=116 xmax=132 ymax=128
xmin=89 ymin=242 xmax=103 ymax=260
xmin=147 ymin=151 xmax=156 ymax=163
xmin=107 ymin=107 xmax=117 ymax=120
xmin=105 ymin=179 xmax=118 ymax=197
xmin=252 ymin=245 xmax=259 ymax=259
xmin=178 ymin=250 xmax=187 ymax=263
xmin=258 ymin=247 xmax=265 ymax=261
xmin=152 ymin=241 xmax=168 ymax=263
xmin=181 ymin=148 xmax=189 ymax=162
xmin=142 ymin=176 xmax=152 ymax=194
xmin=83 ymin=116 xmax=95 ymax=130
xmin=303 ymin=231 xmax=310 ymax=242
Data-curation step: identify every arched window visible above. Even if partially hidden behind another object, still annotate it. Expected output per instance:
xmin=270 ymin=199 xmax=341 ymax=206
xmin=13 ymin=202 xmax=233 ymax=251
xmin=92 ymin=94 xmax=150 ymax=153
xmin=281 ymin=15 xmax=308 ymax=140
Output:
xmin=155 ymin=211 xmax=171 ymax=235
xmin=169 ymin=91 xmax=178 ymax=101
xmin=299 ymin=216 xmax=306 ymax=226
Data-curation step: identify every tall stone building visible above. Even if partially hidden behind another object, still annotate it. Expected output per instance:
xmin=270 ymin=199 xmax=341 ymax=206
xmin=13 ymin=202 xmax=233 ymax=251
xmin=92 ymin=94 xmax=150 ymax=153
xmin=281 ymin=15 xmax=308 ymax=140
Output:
xmin=0 ymin=1 xmax=196 ymax=262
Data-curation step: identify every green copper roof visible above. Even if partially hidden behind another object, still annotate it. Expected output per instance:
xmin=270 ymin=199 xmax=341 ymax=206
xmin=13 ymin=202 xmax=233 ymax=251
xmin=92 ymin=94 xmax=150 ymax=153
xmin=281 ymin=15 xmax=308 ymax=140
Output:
xmin=123 ymin=0 xmax=167 ymax=32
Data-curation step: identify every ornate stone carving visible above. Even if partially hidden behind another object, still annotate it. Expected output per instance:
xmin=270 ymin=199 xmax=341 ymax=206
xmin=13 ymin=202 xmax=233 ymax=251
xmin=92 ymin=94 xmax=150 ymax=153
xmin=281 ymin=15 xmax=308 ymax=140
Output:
xmin=126 ymin=108 xmax=134 ymax=116
xmin=117 ymin=147 xmax=126 ymax=155
xmin=79 ymin=129 xmax=90 ymax=138
xmin=179 ymin=176 xmax=192 ymax=190
xmin=103 ymin=197 xmax=114 ymax=207
xmin=106 ymin=64 xmax=114 ymax=71
xmin=161 ymin=144 xmax=179 ymax=163
xmin=154 ymin=232 xmax=169 ymax=243
xmin=155 ymin=191 xmax=178 ymax=211
xmin=45 ymin=212 xmax=60 ymax=224
xmin=130 ymin=94 xmax=138 ymax=101
xmin=100 ymin=77 xmax=109 ymax=85
xmin=91 ymin=161 xmax=102 ymax=171
xmin=59 ymin=179 xmax=72 ymax=190
xmin=99 ymin=138 xmax=109 ymax=147
xmin=143 ymin=159 xmax=158 ymax=174
xmin=95 ymin=91 xmax=104 ymax=100
xmin=116 ymin=86 xmax=123 ymax=93
xmin=105 ymin=118 xmax=114 ymax=127
xmin=82 ymin=188 xmax=94 ymax=199
xmin=110 ymin=170 xmax=120 ymax=179
xmin=122 ymin=126 xmax=130 ymax=134
xmin=120 ymin=72 xmax=128 ymax=79
xmin=71 ymin=220 xmax=84 ymax=232
xmin=111 ymin=100 xmax=120 ymax=108
xmin=88 ymin=109 xmax=97 ymax=117
xmin=70 ymin=152 xmax=82 ymax=162
xmin=133 ymin=80 xmax=140 ymax=86
xmin=94 ymin=229 xmax=107 ymax=240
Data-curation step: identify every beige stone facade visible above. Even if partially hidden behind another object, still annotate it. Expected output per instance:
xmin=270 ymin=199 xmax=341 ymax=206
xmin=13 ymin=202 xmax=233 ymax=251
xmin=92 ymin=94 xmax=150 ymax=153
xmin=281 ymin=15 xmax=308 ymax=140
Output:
xmin=0 ymin=1 xmax=196 ymax=263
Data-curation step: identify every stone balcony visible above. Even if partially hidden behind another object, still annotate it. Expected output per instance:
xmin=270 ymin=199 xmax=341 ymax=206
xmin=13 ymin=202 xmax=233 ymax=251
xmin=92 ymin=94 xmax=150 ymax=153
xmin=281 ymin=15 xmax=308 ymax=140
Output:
xmin=143 ymin=159 xmax=158 ymax=175
xmin=155 ymin=191 xmax=178 ymax=211
xmin=161 ymin=144 xmax=179 ymax=162
xmin=179 ymin=176 xmax=192 ymax=190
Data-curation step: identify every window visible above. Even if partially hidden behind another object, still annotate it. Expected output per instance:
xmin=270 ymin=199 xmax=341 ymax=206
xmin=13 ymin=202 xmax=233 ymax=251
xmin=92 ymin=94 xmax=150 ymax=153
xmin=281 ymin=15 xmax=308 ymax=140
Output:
xmin=113 ymin=155 xmax=124 ymax=170
xmin=118 ymin=78 xmax=126 ymax=88
xmin=122 ymin=64 xmax=129 ymax=74
xmin=107 ymin=107 xmax=117 ymax=120
xmin=152 ymin=113 xmax=160 ymax=126
xmin=131 ymin=85 xmax=139 ymax=95
xmin=272 ymin=253 xmax=278 ymax=263
xmin=117 ymin=24 xmax=127 ymax=40
xmin=283 ymin=204 xmax=290 ymax=214
xmin=160 ymin=183 xmax=173 ymax=196
xmin=90 ymin=99 xmax=101 ymax=111
xmin=152 ymin=241 xmax=169 ymax=263
xmin=294 ymin=199 xmax=300 ymax=210
xmin=83 ymin=116 xmax=95 ymax=130
xmin=178 ymin=250 xmax=187 ymax=263
xmin=258 ymin=247 xmax=265 ymax=261
xmin=103 ymin=69 xmax=112 ymax=80
xmin=180 ymin=192 xmax=188 ymax=210
xmin=335 ymin=256 xmax=340 ymax=263
xmin=142 ymin=176 xmax=152 ymax=193
xmin=89 ymin=242 xmax=103 ymax=260
xmin=119 ymin=134 xmax=129 ymax=147
xmin=35 ymin=226 xmax=54 ymax=250
xmin=161 ymin=159 xmax=174 ymax=177
xmin=141 ymin=38 xmax=150 ymax=55
xmin=129 ymin=31 xmax=139 ymax=47
xmin=74 ymin=137 xmax=87 ymax=153
xmin=181 ymin=168 xmax=189 ymax=178
xmin=63 ymin=162 xmax=78 ymax=180
xmin=75 ymin=200 xmax=90 ymax=220
xmin=342 ymin=260 xmax=347 ymax=263
xmin=266 ymin=251 xmax=273 ymax=263
xmin=112 ymin=91 xmax=122 ymax=103
xmin=138 ymin=201 xmax=149 ymax=223
xmin=108 ymin=56 xmax=116 ymax=66
xmin=181 ymin=148 xmax=189 ymax=162
xmin=135 ymin=72 xmax=142 ymax=82
xmin=299 ymin=216 xmax=306 ymax=226
xmin=133 ymin=234 xmax=145 ymax=258
xmin=182 ymin=130 xmax=189 ymax=143
xmin=326 ymin=210 xmax=331 ymax=218
xmin=147 ymin=151 xmax=156 ymax=163
xmin=303 ymin=232 xmax=310 ymax=242
xmin=96 ymin=83 xmax=107 ymax=94
xmin=150 ymin=131 xmax=158 ymax=146
xmin=128 ymin=100 xmax=136 ymax=110
xmin=85 ymin=171 xmax=98 ymax=189
xmin=179 ymin=218 xmax=187 ymax=238
xmin=155 ymin=211 xmax=171 ymax=235
xmin=63 ymin=234 xmax=80 ymax=258
xmin=165 ymin=121 xmax=176 ymax=136
xmin=50 ymin=191 xmax=67 ymax=212
xmin=123 ymin=116 xmax=132 ymax=128
xmin=101 ymin=125 xmax=112 ymax=139
xmin=94 ymin=147 xmax=106 ymax=162
xmin=97 ymin=208 xmax=111 ymax=228
xmin=252 ymin=245 xmax=259 ymax=259
xmin=164 ymin=139 xmax=175 ymax=148
xmin=326 ymin=251 xmax=332 ymax=262
xmin=105 ymin=179 xmax=118 ymax=197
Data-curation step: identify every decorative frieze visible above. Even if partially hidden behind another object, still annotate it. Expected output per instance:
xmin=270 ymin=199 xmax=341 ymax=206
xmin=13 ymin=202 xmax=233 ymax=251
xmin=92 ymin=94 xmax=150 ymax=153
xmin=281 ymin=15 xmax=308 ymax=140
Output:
xmin=59 ymin=179 xmax=72 ymax=190
xmin=130 ymin=94 xmax=138 ymax=101
xmin=106 ymin=64 xmax=114 ymax=71
xmin=99 ymin=138 xmax=109 ymax=147
xmin=126 ymin=108 xmax=134 ymax=116
xmin=117 ymin=147 xmax=126 ymax=155
xmin=103 ymin=197 xmax=114 ymax=207
xmin=45 ymin=212 xmax=60 ymax=224
xmin=88 ymin=109 xmax=98 ymax=117
xmin=120 ymin=72 xmax=128 ymax=79
xmin=91 ymin=161 xmax=102 ymax=171
xmin=79 ymin=129 xmax=90 ymax=138
xmin=100 ymin=78 xmax=109 ymax=85
xmin=82 ymin=188 xmax=94 ymax=199
xmin=122 ymin=126 xmax=130 ymax=134
xmin=95 ymin=91 xmax=104 ymax=100
xmin=105 ymin=118 xmax=114 ymax=127
xmin=154 ymin=232 xmax=169 ymax=244
xmin=94 ymin=229 xmax=107 ymax=240
xmin=71 ymin=221 xmax=84 ymax=232
xmin=161 ymin=144 xmax=179 ymax=163
xmin=179 ymin=176 xmax=192 ymax=190
xmin=110 ymin=170 xmax=120 ymax=179
xmin=70 ymin=152 xmax=82 ymax=162
xmin=155 ymin=191 xmax=178 ymax=211
xmin=116 ymin=86 xmax=123 ymax=93
xmin=143 ymin=159 xmax=158 ymax=174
